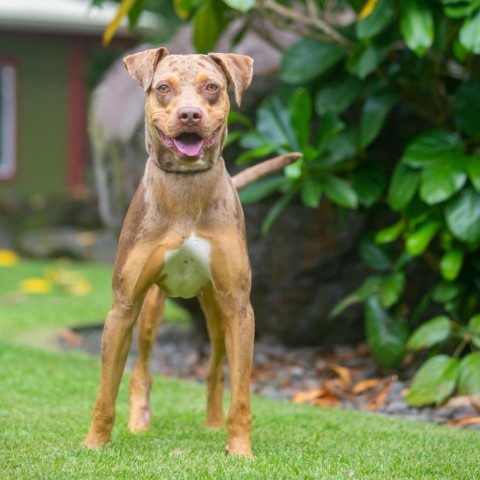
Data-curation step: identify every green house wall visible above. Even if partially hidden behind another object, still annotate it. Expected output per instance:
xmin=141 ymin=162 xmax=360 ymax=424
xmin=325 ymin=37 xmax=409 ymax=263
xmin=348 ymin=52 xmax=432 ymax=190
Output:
xmin=0 ymin=37 xmax=68 ymax=197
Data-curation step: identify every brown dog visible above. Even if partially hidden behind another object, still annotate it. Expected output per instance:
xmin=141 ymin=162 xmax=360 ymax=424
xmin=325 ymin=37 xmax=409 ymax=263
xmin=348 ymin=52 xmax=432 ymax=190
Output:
xmin=83 ymin=47 xmax=297 ymax=458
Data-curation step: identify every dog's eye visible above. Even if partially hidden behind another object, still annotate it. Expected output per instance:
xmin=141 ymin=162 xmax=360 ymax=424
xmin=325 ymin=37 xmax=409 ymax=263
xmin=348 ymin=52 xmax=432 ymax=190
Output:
xmin=205 ymin=83 xmax=219 ymax=93
xmin=157 ymin=84 xmax=170 ymax=94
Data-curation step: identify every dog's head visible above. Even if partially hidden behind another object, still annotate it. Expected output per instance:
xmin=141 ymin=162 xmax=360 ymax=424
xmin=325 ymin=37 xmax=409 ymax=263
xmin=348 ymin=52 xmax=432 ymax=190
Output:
xmin=124 ymin=47 xmax=253 ymax=172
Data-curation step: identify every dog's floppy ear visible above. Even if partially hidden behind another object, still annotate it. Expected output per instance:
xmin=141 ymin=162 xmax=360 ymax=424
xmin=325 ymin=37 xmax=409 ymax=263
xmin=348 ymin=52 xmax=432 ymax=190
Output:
xmin=208 ymin=53 xmax=254 ymax=107
xmin=124 ymin=47 xmax=169 ymax=91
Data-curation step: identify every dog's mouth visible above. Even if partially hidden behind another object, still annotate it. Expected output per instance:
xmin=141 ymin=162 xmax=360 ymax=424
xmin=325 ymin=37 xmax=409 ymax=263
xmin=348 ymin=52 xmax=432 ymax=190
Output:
xmin=158 ymin=128 xmax=220 ymax=158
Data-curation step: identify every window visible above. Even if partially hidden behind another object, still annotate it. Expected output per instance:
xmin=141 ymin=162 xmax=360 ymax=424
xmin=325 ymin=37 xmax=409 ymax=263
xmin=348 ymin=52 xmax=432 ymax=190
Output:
xmin=0 ymin=61 xmax=17 ymax=181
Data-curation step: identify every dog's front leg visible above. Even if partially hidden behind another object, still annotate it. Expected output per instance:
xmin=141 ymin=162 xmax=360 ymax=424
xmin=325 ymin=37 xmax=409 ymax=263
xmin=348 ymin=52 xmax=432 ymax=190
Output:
xmin=84 ymin=298 xmax=143 ymax=448
xmin=224 ymin=294 xmax=255 ymax=458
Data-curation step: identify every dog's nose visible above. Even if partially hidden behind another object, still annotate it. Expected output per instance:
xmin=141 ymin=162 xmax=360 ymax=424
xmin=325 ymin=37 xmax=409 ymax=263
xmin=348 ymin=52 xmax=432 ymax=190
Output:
xmin=177 ymin=106 xmax=203 ymax=126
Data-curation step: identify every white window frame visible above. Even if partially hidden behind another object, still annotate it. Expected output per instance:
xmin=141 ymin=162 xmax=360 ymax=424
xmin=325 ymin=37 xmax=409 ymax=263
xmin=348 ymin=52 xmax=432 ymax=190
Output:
xmin=0 ymin=60 xmax=17 ymax=181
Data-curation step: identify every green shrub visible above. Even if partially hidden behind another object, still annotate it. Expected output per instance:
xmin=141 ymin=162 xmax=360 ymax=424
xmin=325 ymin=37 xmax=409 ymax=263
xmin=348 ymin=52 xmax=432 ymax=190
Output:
xmin=95 ymin=0 xmax=480 ymax=404
xmin=224 ymin=0 xmax=480 ymax=405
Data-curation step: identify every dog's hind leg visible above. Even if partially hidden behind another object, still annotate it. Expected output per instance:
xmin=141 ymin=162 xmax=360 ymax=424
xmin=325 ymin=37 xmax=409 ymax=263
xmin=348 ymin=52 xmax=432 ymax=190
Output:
xmin=128 ymin=284 xmax=165 ymax=433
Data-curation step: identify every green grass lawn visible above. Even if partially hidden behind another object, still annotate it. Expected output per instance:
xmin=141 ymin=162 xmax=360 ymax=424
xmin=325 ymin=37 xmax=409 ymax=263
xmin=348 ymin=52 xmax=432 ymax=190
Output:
xmin=1 ymin=259 xmax=480 ymax=479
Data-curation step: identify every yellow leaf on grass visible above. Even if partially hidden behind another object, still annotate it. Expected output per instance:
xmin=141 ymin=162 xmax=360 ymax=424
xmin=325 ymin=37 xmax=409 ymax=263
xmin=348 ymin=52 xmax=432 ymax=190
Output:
xmin=45 ymin=268 xmax=81 ymax=286
xmin=19 ymin=278 xmax=52 ymax=294
xmin=66 ymin=279 xmax=93 ymax=296
xmin=359 ymin=0 xmax=378 ymax=20
xmin=0 ymin=249 xmax=19 ymax=266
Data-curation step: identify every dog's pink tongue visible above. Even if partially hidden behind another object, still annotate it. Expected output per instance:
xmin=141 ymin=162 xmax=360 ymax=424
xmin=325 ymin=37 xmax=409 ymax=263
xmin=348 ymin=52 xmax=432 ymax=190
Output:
xmin=174 ymin=133 xmax=204 ymax=157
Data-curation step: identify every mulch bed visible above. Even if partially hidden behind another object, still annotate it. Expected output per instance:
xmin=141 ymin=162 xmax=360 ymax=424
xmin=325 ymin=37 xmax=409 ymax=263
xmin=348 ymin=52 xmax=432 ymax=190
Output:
xmin=59 ymin=323 xmax=480 ymax=430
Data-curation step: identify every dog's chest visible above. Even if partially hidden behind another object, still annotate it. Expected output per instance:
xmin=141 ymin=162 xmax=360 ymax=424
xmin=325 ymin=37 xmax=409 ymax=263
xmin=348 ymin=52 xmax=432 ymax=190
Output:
xmin=159 ymin=233 xmax=213 ymax=298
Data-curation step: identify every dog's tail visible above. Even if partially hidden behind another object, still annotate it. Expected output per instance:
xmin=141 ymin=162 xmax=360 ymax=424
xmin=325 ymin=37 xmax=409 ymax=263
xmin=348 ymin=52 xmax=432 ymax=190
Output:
xmin=232 ymin=152 xmax=302 ymax=191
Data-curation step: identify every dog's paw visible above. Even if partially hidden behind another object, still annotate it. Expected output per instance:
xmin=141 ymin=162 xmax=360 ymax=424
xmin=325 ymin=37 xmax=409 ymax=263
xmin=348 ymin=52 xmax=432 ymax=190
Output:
xmin=128 ymin=406 xmax=151 ymax=433
xmin=225 ymin=439 xmax=254 ymax=458
xmin=81 ymin=436 xmax=109 ymax=450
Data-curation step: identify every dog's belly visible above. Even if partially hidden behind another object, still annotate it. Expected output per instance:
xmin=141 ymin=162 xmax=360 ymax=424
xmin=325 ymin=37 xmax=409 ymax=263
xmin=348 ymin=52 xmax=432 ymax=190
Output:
xmin=159 ymin=233 xmax=213 ymax=298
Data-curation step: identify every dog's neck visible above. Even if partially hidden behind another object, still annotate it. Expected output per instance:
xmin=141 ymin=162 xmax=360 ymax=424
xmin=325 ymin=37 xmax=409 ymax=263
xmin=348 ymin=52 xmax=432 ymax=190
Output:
xmin=142 ymin=152 xmax=231 ymax=224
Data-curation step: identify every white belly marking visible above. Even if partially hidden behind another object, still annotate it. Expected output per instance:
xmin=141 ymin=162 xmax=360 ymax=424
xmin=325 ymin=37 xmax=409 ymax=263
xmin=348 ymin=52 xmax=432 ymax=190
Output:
xmin=160 ymin=233 xmax=212 ymax=298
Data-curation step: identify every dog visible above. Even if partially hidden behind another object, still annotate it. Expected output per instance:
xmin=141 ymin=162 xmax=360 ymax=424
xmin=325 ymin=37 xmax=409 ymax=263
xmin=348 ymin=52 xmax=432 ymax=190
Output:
xmin=83 ymin=47 xmax=299 ymax=458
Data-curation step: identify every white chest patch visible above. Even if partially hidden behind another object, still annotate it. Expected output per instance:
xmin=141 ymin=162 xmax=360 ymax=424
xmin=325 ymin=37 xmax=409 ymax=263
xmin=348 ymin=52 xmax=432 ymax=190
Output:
xmin=160 ymin=233 xmax=213 ymax=298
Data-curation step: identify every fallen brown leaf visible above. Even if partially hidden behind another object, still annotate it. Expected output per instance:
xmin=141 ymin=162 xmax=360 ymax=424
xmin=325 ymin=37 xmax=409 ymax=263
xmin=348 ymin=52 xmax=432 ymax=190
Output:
xmin=251 ymin=369 xmax=276 ymax=380
xmin=292 ymin=388 xmax=325 ymax=404
xmin=447 ymin=416 xmax=480 ymax=426
xmin=365 ymin=380 xmax=394 ymax=411
xmin=329 ymin=364 xmax=353 ymax=388
xmin=352 ymin=378 xmax=382 ymax=394
xmin=445 ymin=395 xmax=475 ymax=409
xmin=470 ymin=395 xmax=480 ymax=412
xmin=58 ymin=327 xmax=84 ymax=348
xmin=313 ymin=393 xmax=341 ymax=407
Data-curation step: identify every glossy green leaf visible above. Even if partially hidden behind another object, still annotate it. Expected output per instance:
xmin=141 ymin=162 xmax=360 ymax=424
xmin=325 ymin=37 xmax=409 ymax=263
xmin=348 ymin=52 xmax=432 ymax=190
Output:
xmin=388 ymin=163 xmax=421 ymax=211
xmin=405 ymin=220 xmax=441 ymax=256
xmin=457 ymin=352 xmax=480 ymax=395
xmin=365 ymin=295 xmax=408 ymax=368
xmin=375 ymin=219 xmax=405 ymax=244
xmin=315 ymin=75 xmax=361 ymax=115
xmin=407 ymin=316 xmax=451 ymax=350
xmin=314 ymin=113 xmax=345 ymax=154
xmin=300 ymin=179 xmax=323 ymax=208
xmin=239 ymin=132 xmax=266 ymax=150
xmin=469 ymin=313 xmax=480 ymax=336
xmin=443 ymin=0 xmax=480 ymax=19
xmin=357 ymin=0 xmax=395 ymax=39
xmin=193 ymin=2 xmax=223 ymax=53
xmin=330 ymin=275 xmax=382 ymax=317
xmin=400 ymin=0 xmax=435 ymax=56
xmin=402 ymin=130 xmax=462 ymax=168
xmin=318 ymin=123 xmax=353 ymax=164
xmin=257 ymin=98 xmax=296 ymax=149
xmin=346 ymin=43 xmax=389 ymax=79
xmin=466 ymin=155 xmax=480 ymax=193
xmin=281 ymin=39 xmax=346 ymax=84
xmin=440 ymin=248 xmax=464 ymax=281
xmin=379 ymin=272 xmax=405 ymax=308
xmin=261 ymin=191 xmax=295 ymax=235
xmin=351 ymin=163 xmax=388 ymax=207
xmin=289 ymin=88 xmax=312 ymax=150
xmin=431 ymin=281 xmax=462 ymax=303
xmin=128 ymin=0 xmax=145 ymax=28
xmin=320 ymin=175 xmax=358 ymax=209
xmin=405 ymin=355 xmax=459 ymax=406
xmin=174 ymin=0 xmax=195 ymax=19
xmin=359 ymin=93 xmax=398 ymax=149
xmin=419 ymin=159 xmax=467 ymax=205
xmin=445 ymin=186 xmax=480 ymax=244
xmin=284 ymin=158 xmax=303 ymax=180
xmin=459 ymin=9 xmax=480 ymax=54
xmin=454 ymin=80 xmax=480 ymax=138
xmin=239 ymin=176 xmax=289 ymax=204
xmin=236 ymin=144 xmax=277 ymax=164
xmin=360 ymin=238 xmax=392 ymax=271
xmin=222 ymin=0 xmax=255 ymax=12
